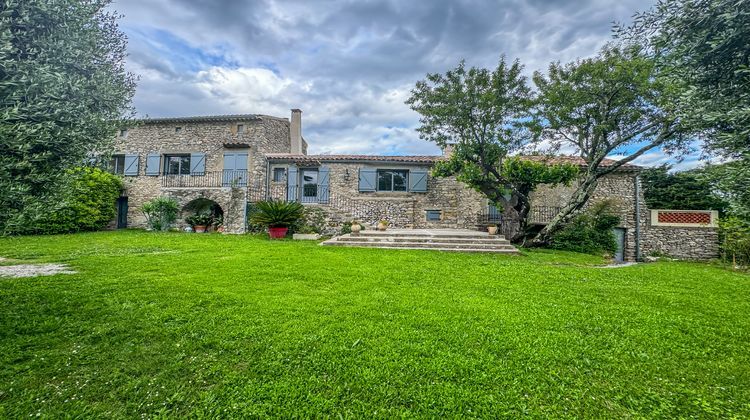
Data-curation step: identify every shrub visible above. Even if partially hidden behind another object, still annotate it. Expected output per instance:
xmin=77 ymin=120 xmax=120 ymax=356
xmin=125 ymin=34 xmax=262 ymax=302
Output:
xmin=3 ymin=167 xmax=122 ymax=235
xmin=249 ymin=200 xmax=305 ymax=228
xmin=720 ymin=216 xmax=750 ymax=267
xmin=245 ymin=203 xmax=265 ymax=233
xmin=141 ymin=197 xmax=179 ymax=231
xmin=550 ymin=201 xmax=620 ymax=255
xmin=293 ymin=206 xmax=327 ymax=234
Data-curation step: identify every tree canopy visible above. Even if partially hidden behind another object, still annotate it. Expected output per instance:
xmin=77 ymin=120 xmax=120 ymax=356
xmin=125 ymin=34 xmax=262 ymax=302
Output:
xmin=617 ymin=0 xmax=750 ymax=160
xmin=406 ymin=58 xmax=577 ymax=241
xmin=530 ymin=47 xmax=687 ymax=242
xmin=640 ymin=165 xmax=729 ymax=214
xmin=0 ymin=0 xmax=135 ymax=233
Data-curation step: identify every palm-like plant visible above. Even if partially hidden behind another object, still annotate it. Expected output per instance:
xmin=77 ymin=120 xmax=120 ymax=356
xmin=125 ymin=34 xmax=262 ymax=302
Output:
xmin=250 ymin=200 xmax=305 ymax=228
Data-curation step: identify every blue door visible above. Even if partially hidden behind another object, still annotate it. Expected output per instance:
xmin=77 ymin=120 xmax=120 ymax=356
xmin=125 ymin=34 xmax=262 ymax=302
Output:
xmin=300 ymin=169 xmax=318 ymax=203
xmin=613 ymin=228 xmax=625 ymax=262
xmin=223 ymin=152 xmax=248 ymax=187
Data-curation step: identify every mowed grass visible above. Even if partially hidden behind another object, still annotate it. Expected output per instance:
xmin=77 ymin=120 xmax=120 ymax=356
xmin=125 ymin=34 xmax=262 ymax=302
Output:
xmin=0 ymin=231 xmax=749 ymax=418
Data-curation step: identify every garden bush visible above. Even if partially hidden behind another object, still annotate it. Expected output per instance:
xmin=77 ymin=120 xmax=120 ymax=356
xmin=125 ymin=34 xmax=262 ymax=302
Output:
xmin=3 ymin=167 xmax=122 ymax=235
xmin=720 ymin=216 xmax=750 ymax=267
xmin=141 ymin=197 xmax=179 ymax=231
xmin=245 ymin=203 xmax=265 ymax=234
xmin=550 ymin=201 xmax=620 ymax=255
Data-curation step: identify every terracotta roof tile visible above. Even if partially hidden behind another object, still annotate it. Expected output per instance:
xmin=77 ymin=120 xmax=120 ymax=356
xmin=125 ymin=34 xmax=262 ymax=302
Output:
xmin=265 ymin=153 xmax=642 ymax=171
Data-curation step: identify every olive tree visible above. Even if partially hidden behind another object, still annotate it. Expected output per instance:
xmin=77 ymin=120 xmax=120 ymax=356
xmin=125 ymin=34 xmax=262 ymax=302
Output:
xmin=0 ymin=0 xmax=135 ymax=233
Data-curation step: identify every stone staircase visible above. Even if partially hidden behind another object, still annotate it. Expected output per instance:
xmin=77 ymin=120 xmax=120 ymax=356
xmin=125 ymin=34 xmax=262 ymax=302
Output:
xmin=320 ymin=229 xmax=519 ymax=253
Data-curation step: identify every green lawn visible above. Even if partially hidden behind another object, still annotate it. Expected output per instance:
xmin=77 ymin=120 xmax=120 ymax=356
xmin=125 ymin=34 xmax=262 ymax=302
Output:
xmin=1 ymin=231 xmax=749 ymax=417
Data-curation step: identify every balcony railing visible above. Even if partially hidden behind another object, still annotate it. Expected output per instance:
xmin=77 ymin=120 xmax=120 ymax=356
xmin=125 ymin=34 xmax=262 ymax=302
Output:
xmin=161 ymin=171 xmax=249 ymax=188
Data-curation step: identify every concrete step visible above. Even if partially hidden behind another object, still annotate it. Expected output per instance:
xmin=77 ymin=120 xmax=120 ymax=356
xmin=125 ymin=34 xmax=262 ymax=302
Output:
xmin=355 ymin=231 xmax=496 ymax=240
xmin=320 ymin=242 xmax=519 ymax=253
xmin=322 ymin=240 xmax=516 ymax=250
xmin=336 ymin=235 xmax=511 ymax=244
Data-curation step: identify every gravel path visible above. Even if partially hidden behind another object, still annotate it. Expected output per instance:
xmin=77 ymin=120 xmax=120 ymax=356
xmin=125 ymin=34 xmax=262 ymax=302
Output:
xmin=0 ymin=263 xmax=76 ymax=278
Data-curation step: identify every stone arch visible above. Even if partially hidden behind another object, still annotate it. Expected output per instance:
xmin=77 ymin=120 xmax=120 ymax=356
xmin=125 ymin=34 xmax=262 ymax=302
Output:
xmin=183 ymin=197 xmax=224 ymax=219
xmin=165 ymin=188 xmax=247 ymax=234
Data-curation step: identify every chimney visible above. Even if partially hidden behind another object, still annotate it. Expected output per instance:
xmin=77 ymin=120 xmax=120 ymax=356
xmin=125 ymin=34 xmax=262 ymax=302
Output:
xmin=442 ymin=143 xmax=456 ymax=158
xmin=290 ymin=109 xmax=303 ymax=154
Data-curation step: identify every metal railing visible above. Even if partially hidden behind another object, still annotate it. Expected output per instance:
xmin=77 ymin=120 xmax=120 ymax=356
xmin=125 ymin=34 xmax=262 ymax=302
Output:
xmin=529 ymin=206 xmax=562 ymax=224
xmin=161 ymin=171 xmax=249 ymax=188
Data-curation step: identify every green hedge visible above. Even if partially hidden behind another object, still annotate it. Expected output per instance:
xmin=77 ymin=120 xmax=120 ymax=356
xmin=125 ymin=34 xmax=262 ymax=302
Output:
xmin=4 ymin=167 xmax=123 ymax=235
xmin=550 ymin=201 xmax=620 ymax=256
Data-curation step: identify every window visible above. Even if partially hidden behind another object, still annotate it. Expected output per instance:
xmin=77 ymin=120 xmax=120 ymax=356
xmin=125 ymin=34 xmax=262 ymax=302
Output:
xmin=426 ymin=210 xmax=442 ymax=221
xmin=237 ymin=124 xmax=245 ymax=134
xmin=377 ymin=170 xmax=408 ymax=192
xmin=110 ymin=155 xmax=125 ymax=175
xmin=175 ymin=126 xmax=182 ymax=133
xmin=164 ymin=155 xmax=190 ymax=175
xmin=273 ymin=167 xmax=286 ymax=182
xmin=119 ymin=128 xmax=128 ymax=137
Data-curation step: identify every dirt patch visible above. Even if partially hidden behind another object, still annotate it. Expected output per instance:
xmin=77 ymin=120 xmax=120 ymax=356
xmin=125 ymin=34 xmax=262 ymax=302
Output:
xmin=0 ymin=263 xmax=76 ymax=278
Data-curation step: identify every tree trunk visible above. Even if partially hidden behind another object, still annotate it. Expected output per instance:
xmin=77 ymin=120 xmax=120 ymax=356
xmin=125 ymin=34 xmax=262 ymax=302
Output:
xmin=531 ymin=174 xmax=600 ymax=246
xmin=510 ymin=195 xmax=531 ymax=243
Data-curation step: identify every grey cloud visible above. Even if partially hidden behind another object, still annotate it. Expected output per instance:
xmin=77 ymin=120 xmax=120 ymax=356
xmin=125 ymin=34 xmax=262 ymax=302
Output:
xmin=112 ymin=0 xmax=657 ymax=155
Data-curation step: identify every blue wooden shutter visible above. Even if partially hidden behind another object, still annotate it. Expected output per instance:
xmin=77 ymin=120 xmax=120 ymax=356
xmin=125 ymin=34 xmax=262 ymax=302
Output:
xmin=190 ymin=153 xmax=206 ymax=175
xmin=318 ymin=166 xmax=330 ymax=203
xmin=409 ymin=170 xmax=428 ymax=192
xmin=287 ymin=165 xmax=298 ymax=201
xmin=123 ymin=154 xmax=139 ymax=176
xmin=358 ymin=169 xmax=376 ymax=192
xmin=145 ymin=153 xmax=160 ymax=176
xmin=235 ymin=152 xmax=248 ymax=186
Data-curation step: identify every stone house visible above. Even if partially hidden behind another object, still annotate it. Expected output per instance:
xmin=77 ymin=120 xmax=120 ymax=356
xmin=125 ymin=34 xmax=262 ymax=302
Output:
xmin=110 ymin=109 xmax=719 ymax=261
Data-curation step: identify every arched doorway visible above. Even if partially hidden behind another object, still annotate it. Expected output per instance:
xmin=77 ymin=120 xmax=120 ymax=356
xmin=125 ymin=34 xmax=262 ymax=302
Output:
xmin=182 ymin=198 xmax=224 ymax=232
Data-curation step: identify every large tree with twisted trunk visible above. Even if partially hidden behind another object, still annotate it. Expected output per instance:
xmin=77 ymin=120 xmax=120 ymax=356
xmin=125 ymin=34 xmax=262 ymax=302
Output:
xmin=406 ymin=58 xmax=577 ymax=242
xmin=530 ymin=47 xmax=690 ymax=244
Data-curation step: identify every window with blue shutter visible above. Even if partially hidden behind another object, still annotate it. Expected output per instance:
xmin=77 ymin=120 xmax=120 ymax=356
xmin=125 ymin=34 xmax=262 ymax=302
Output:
xmin=409 ymin=170 xmax=428 ymax=192
xmin=287 ymin=165 xmax=298 ymax=201
xmin=145 ymin=153 xmax=160 ymax=176
xmin=123 ymin=154 xmax=139 ymax=176
xmin=358 ymin=169 xmax=376 ymax=192
xmin=318 ymin=166 xmax=330 ymax=203
xmin=190 ymin=153 xmax=206 ymax=176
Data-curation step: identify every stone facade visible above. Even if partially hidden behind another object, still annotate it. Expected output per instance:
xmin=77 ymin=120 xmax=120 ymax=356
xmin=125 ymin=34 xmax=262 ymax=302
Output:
xmin=266 ymin=160 xmax=488 ymax=229
xmin=108 ymin=111 xmax=720 ymax=261
xmin=113 ymin=114 xmax=295 ymax=233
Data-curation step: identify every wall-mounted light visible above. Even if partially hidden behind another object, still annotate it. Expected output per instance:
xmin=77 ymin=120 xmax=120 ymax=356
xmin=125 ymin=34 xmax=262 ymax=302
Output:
xmin=344 ymin=169 xmax=350 ymax=181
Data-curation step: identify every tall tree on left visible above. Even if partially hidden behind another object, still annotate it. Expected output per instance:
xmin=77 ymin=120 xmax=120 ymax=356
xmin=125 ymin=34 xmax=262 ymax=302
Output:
xmin=0 ymin=0 xmax=136 ymax=233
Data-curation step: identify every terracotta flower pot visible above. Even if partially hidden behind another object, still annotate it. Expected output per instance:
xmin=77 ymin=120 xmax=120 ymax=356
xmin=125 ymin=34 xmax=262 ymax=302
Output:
xmin=351 ymin=223 xmax=362 ymax=235
xmin=377 ymin=222 xmax=387 ymax=231
xmin=487 ymin=226 xmax=498 ymax=235
xmin=194 ymin=225 xmax=207 ymax=233
xmin=268 ymin=227 xmax=288 ymax=239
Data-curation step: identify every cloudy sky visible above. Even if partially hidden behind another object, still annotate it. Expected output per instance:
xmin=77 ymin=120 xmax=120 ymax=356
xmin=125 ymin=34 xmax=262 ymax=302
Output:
xmin=112 ymin=0 xmax=702 ymax=169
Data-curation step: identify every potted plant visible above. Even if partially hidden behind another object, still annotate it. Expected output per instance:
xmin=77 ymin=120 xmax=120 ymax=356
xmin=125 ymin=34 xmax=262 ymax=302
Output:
xmin=350 ymin=221 xmax=362 ymax=235
xmin=487 ymin=224 xmax=498 ymax=235
xmin=377 ymin=219 xmax=389 ymax=231
xmin=213 ymin=214 xmax=224 ymax=233
xmin=186 ymin=212 xmax=213 ymax=233
xmin=250 ymin=200 xmax=305 ymax=239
